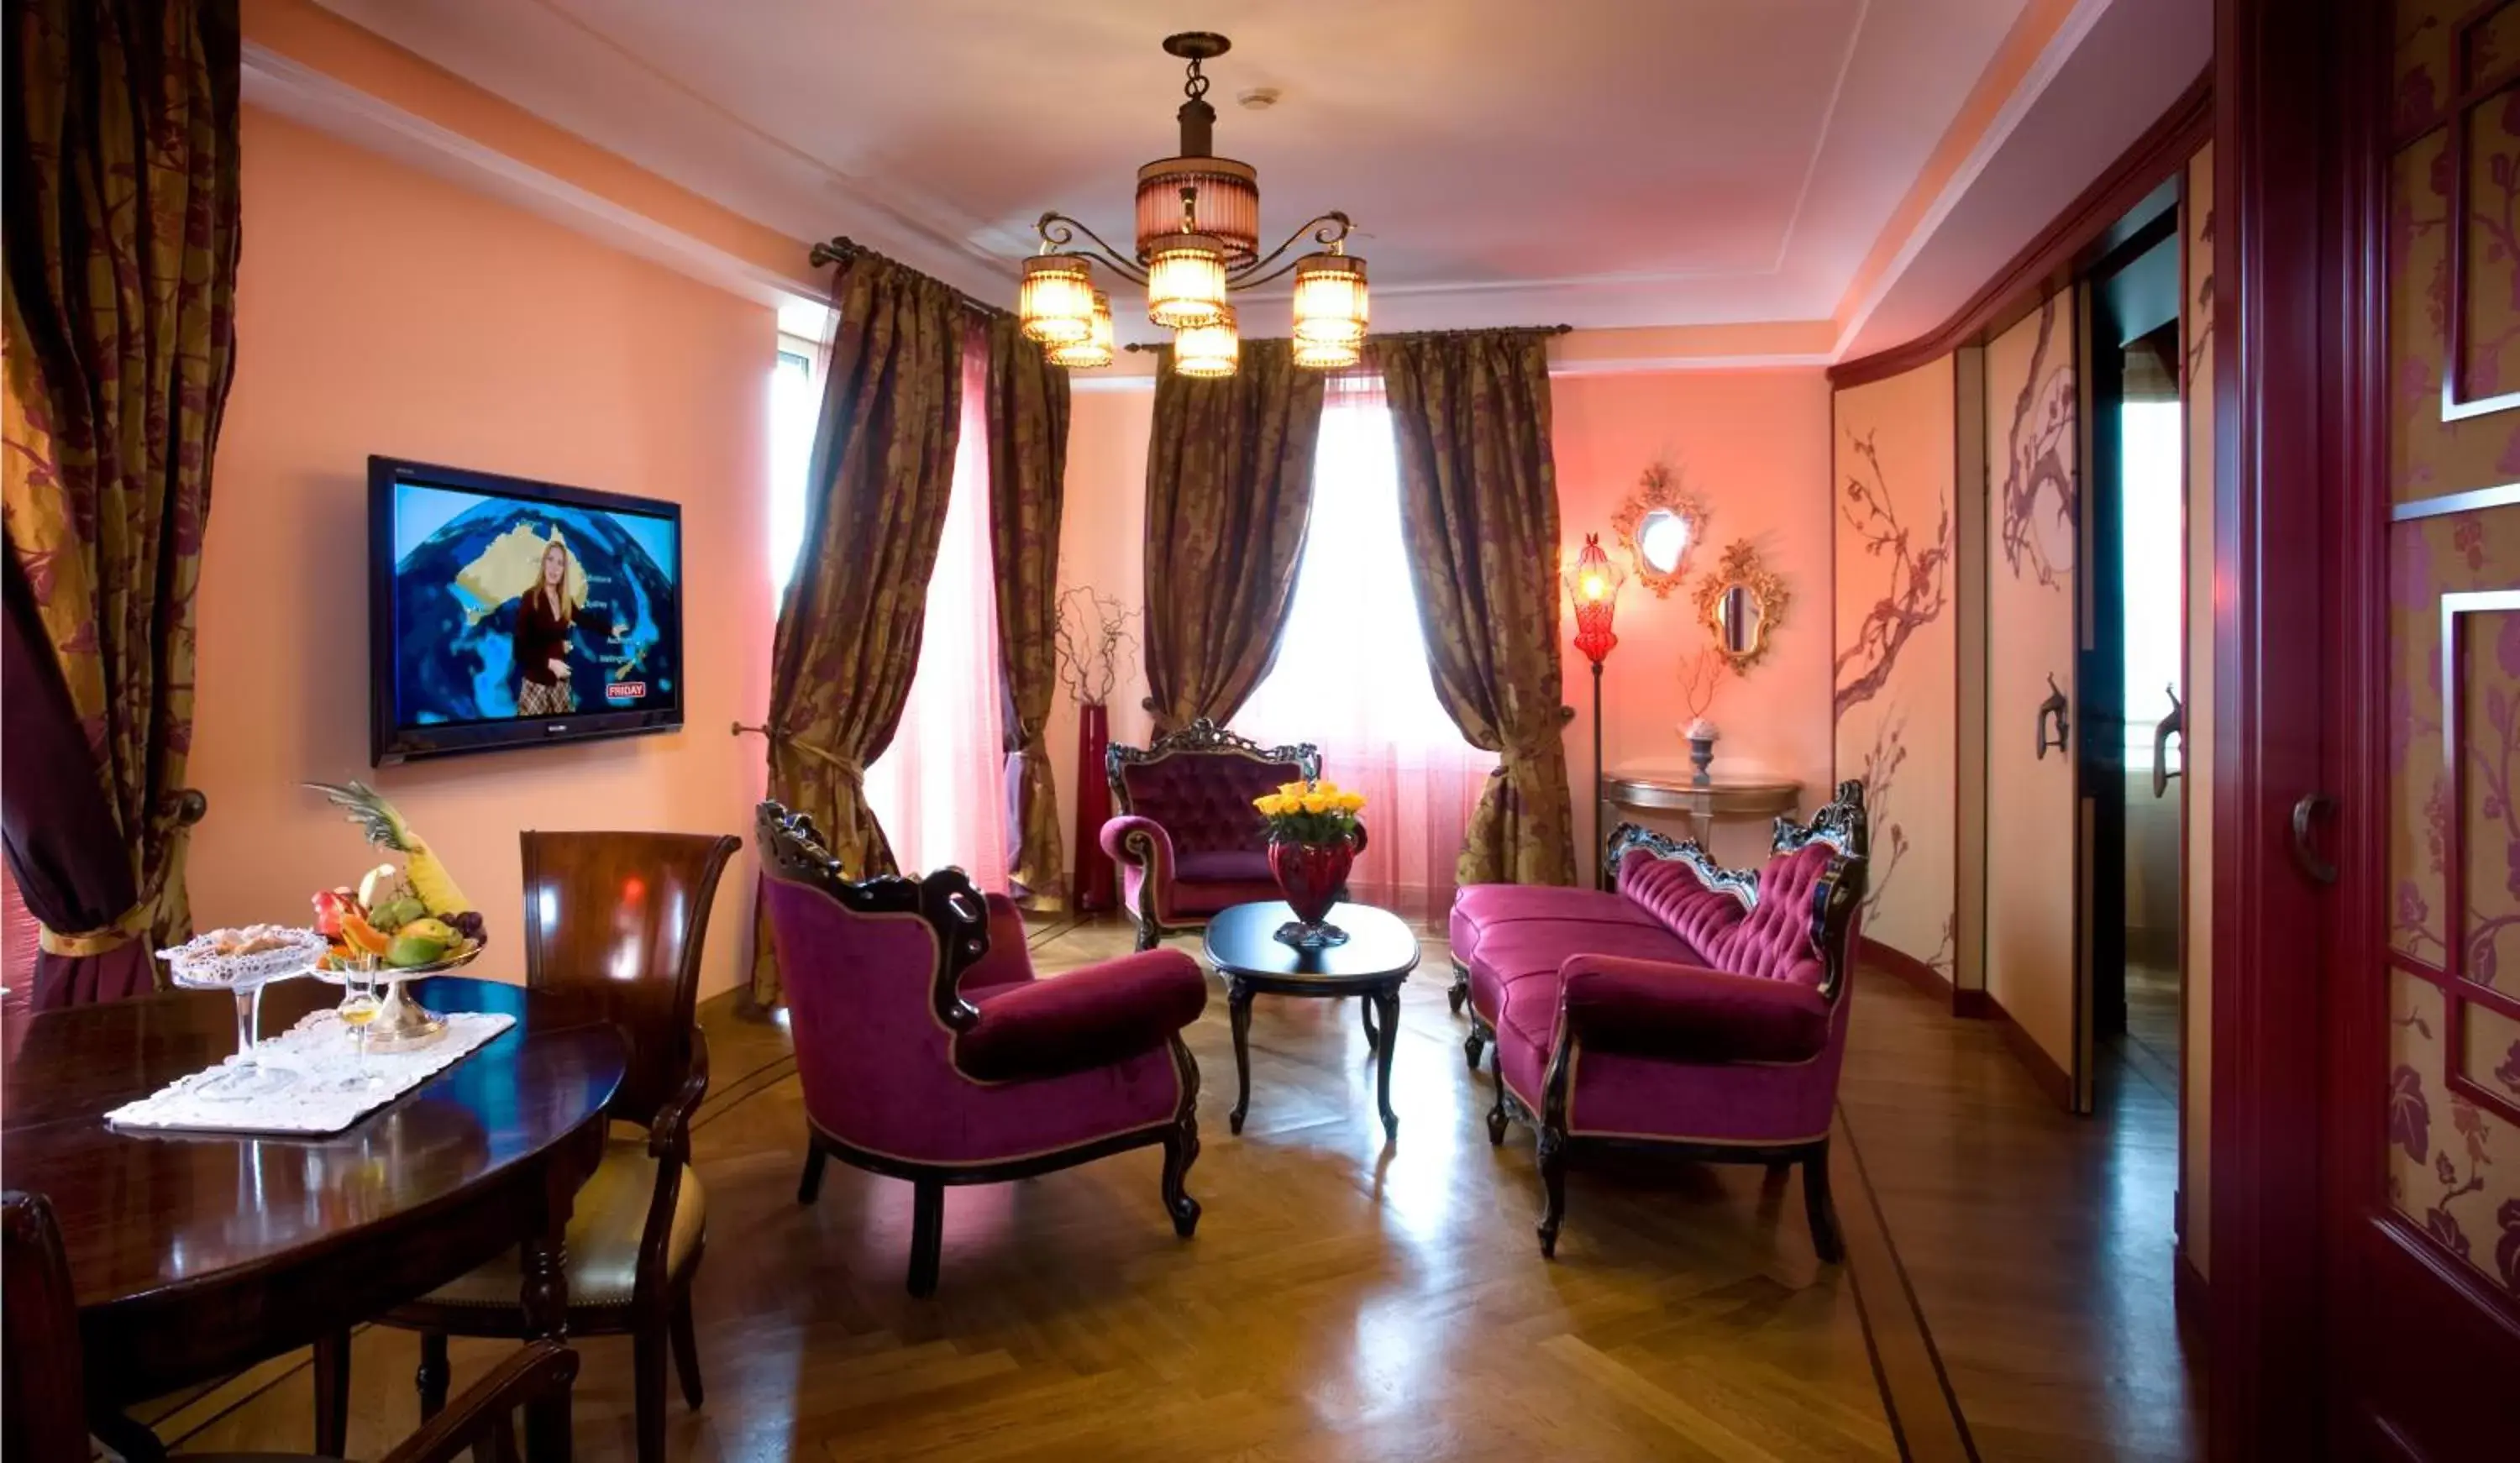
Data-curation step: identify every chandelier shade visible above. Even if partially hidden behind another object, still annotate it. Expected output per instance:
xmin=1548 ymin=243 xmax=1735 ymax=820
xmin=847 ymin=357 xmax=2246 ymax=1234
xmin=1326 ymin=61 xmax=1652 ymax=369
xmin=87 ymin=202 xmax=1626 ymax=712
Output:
xmin=1048 ymin=290 xmax=1116 ymax=369
xmin=1144 ymin=235 xmax=1231 ymax=328
xmin=1289 ymin=335 xmax=1361 ymax=370
xmin=1017 ymin=254 xmax=1096 ymax=345
xmin=1291 ymin=253 xmax=1369 ymax=345
xmin=1137 ymin=158 xmax=1261 ymax=261
xmin=1173 ymin=307 xmax=1240 ymax=378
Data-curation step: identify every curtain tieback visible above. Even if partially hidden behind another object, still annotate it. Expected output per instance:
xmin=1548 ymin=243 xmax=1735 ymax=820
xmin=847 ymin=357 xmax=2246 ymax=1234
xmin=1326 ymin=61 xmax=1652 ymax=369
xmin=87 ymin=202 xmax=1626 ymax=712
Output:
xmin=38 ymin=899 xmax=155 ymax=958
xmin=753 ymin=725 xmax=864 ymax=782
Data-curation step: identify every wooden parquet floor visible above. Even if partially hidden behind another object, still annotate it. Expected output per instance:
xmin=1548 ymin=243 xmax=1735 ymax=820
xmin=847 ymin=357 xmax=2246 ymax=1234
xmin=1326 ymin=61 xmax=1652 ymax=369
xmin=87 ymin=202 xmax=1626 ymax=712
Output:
xmin=153 ymin=919 xmax=2201 ymax=1461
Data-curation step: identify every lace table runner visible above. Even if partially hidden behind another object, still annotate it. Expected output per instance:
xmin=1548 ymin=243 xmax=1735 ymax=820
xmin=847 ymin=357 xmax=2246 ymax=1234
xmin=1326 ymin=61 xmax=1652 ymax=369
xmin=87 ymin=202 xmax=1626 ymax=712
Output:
xmin=104 ymin=1008 xmax=517 ymax=1136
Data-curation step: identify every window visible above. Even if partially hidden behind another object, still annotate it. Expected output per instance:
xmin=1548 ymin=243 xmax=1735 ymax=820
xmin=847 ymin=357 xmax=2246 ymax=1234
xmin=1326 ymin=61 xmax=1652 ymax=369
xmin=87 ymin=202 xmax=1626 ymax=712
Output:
xmin=1235 ymin=375 xmax=1494 ymax=919
xmin=767 ymin=331 xmax=1009 ymax=889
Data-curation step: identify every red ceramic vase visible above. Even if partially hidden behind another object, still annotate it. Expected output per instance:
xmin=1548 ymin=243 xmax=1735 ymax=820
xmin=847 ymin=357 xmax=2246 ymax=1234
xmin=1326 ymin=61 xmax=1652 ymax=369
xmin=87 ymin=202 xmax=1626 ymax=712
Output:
xmin=1268 ymin=838 xmax=1355 ymax=929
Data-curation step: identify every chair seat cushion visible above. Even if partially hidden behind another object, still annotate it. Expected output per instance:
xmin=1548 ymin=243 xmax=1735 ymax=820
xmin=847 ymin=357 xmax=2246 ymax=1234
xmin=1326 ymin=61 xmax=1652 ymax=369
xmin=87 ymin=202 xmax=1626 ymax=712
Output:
xmin=420 ymin=1130 xmax=704 ymax=1311
xmin=957 ymin=951 xmax=1208 ymax=1082
xmin=1559 ymin=956 xmax=1833 ymax=1063
xmin=1176 ymin=848 xmax=1271 ymax=883
xmin=1166 ymin=877 xmax=1286 ymax=917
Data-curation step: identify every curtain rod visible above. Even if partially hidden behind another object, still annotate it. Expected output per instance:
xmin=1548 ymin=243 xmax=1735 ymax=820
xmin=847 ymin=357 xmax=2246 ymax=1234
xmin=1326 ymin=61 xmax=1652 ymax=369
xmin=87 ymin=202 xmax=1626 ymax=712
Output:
xmin=807 ymin=235 xmax=1013 ymax=322
xmin=1119 ymin=323 xmax=1573 ymax=353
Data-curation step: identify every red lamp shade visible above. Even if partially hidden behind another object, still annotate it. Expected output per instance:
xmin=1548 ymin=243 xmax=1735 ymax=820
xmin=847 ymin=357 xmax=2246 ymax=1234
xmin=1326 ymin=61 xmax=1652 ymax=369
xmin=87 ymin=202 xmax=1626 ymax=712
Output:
xmin=1565 ymin=532 xmax=1622 ymax=664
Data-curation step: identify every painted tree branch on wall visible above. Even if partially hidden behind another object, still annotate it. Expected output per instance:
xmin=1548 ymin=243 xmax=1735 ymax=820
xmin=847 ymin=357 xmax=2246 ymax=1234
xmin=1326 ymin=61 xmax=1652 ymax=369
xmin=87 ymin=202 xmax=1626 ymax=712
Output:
xmin=2000 ymin=296 xmax=2078 ymax=589
xmin=1832 ymin=429 xmax=1950 ymax=721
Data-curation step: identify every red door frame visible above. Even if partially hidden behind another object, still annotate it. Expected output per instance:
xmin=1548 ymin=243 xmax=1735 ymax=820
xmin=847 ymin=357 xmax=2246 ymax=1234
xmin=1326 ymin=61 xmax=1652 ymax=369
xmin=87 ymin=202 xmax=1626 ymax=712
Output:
xmin=2214 ymin=1 xmax=2520 ymax=1456
xmin=2208 ymin=0 xmax=2365 ymax=1454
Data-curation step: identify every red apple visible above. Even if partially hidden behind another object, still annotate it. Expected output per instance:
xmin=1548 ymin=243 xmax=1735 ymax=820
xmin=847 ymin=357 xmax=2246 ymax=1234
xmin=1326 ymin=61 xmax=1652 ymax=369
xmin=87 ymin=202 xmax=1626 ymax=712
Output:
xmin=312 ymin=887 xmax=356 ymax=938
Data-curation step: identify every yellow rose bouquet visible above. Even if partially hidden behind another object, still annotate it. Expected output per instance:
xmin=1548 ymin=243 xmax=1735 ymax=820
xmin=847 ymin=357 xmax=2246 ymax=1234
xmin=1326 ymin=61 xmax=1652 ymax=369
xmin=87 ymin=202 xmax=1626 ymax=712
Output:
xmin=1253 ymin=779 xmax=1368 ymax=846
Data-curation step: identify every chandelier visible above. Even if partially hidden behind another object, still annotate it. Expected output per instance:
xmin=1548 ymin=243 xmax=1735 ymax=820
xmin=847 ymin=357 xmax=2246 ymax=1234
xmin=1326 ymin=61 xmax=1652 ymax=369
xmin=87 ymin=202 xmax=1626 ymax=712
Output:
xmin=1017 ymin=32 xmax=1368 ymax=376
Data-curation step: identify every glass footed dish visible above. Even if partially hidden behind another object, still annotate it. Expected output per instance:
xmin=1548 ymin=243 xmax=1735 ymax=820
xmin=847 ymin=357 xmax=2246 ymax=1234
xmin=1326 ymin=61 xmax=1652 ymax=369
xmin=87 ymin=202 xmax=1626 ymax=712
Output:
xmin=159 ymin=926 xmax=332 ymax=991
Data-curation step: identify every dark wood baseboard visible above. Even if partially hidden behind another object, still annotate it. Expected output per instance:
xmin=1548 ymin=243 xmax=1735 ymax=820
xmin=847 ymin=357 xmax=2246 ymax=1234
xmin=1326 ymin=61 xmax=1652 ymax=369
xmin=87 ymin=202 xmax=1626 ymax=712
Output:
xmin=1984 ymin=991 xmax=2075 ymax=1110
xmin=2174 ymin=1245 xmax=2208 ymax=1332
xmin=1859 ymin=937 xmax=1951 ymax=999
xmin=1950 ymin=988 xmax=1993 ymax=1020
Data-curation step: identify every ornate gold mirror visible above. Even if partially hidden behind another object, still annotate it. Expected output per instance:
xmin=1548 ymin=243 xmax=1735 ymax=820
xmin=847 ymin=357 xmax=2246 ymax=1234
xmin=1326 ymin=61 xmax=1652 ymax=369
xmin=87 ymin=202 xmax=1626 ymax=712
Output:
xmin=1696 ymin=539 xmax=1788 ymax=669
xmin=1609 ymin=461 xmax=1710 ymax=598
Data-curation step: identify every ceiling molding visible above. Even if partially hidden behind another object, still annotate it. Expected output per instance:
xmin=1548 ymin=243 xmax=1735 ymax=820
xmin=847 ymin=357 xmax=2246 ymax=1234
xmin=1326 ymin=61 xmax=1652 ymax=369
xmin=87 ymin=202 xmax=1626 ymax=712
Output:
xmin=241 ymin=41 xmax=833 ymax=322
xmin=1827 ymin=0 xmax=2111 ymax=356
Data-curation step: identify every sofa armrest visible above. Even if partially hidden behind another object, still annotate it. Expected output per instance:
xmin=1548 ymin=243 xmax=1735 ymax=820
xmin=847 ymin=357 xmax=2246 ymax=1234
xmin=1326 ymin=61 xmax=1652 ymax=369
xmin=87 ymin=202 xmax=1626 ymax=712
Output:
xmin=1100 ymin=815 xmax=1175 ymax=878
xmin=954 ymin=949 xmax=1208 ymax=1083
xmin=1557 ymin=954 xmax=1832 ymax=1064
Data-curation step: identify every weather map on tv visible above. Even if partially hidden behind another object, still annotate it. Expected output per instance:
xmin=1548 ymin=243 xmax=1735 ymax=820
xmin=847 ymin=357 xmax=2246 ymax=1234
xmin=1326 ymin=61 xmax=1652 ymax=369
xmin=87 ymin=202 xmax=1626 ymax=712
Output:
xmin=386 ymin=479 xmax=682 ymax=732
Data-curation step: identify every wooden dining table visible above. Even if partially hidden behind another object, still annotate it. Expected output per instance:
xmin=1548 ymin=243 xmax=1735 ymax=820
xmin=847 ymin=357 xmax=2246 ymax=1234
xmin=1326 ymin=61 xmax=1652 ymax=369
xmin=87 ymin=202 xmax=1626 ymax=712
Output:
xmin=1 ymin=974 xmax=623 ymax=1462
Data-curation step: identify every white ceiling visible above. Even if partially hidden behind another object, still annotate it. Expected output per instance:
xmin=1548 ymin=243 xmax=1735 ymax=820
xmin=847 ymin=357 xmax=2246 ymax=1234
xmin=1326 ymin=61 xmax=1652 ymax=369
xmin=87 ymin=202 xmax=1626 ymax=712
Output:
xmin=307 ymin=0 xmax=2048 ymax=336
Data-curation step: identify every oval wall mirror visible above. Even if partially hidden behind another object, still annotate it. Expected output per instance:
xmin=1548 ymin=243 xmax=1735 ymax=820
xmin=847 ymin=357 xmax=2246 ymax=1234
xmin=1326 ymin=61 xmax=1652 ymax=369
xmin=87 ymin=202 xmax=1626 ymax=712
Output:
xmin=1697 ymin=538 xmax=1790 ymax=671
xmin=1610 ymin=461 xmax=1710 ymax=598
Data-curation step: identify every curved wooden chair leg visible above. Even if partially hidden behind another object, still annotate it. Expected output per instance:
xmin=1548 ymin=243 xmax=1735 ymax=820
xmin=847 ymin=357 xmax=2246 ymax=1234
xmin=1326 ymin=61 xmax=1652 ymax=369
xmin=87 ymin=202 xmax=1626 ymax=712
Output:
xmin=797 ymin=1142 xmax=827 ymax=1205
xmin=906 ymin=1180 xmax=945 ymax=1298
xmin=1536 ymin=1127 xmax=1568 ymax=1258
xmin=416 ymin=1329 xmax=451 ymax=1419
xmin=1486 ymin=1057 xmax=1510 ymax=1146
xmin=1803 ymin=1148 xmax=1845 ymax=1263
xmin=1160 ymin=1123 xmax=1203 ymax=1237
xmin=632 ymin=1320 xmax=668 ymax=1463
xmin=669 ymin=1287 xmax=705 ymax=1409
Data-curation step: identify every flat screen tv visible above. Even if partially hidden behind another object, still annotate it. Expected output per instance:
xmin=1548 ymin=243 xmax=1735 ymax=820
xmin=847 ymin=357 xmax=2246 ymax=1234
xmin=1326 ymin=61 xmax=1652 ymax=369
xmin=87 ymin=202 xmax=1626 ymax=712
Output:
xmin=369 ymin=456 xmax=684 ymax=765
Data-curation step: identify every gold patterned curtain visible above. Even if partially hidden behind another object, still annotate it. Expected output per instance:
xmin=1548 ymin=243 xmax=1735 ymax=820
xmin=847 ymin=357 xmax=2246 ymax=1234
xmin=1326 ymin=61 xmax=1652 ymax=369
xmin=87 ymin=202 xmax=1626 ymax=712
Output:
xmin=1378 ymin=329 xmax=1578 ymax=886
xmin=2 ymin=0 xmax=241 ymax=1008
xmin=1142 ymin=338 xmax=1326 ymax=731
xmin=752 ymin=253 xmax=966 ymax=1004
xmin=984 ymin=315 xmax=1068 ymax=898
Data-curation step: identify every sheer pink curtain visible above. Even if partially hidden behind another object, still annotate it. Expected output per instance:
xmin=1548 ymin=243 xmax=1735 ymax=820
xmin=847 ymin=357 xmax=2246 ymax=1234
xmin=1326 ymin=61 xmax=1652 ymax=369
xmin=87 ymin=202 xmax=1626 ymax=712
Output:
xmin=864 ymin=334 xmax=1012 ymax=890
xmin=1234 ymin=372 xmax=1494 ymax=922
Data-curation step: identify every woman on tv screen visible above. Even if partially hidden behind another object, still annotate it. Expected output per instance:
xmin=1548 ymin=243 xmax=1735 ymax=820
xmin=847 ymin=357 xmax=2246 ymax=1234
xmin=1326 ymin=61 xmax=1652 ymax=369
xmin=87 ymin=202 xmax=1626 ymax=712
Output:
xmin=507 ymin=532 xmax=616 ymax=716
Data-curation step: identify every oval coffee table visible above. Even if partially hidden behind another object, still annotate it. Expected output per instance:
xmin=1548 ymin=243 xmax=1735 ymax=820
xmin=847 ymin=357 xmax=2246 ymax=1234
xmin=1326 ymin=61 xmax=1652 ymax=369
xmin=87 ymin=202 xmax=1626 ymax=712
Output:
xmin=1202 ymin=900 xmax=1420 ymax=1141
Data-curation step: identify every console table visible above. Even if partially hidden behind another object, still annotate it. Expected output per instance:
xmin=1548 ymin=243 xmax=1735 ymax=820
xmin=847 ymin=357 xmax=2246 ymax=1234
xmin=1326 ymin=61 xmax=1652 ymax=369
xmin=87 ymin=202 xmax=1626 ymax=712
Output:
xmin=1599 ymin=768 xmax=1803 ymax=877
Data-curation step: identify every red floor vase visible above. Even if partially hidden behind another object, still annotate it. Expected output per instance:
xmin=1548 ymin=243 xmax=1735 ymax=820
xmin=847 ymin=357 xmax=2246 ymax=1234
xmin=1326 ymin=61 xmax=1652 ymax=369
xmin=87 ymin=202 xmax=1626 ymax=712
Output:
xmin=1071 ymin=702 xmax=1116 ymax=913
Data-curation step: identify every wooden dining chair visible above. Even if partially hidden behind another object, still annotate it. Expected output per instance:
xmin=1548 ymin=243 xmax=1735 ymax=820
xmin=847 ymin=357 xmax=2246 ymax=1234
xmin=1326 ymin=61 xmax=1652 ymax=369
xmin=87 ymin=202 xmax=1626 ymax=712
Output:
xmin=317 ymin=831 xmax=741 ymax=1463
xmin=5 ymin=1190 xmax=580 ymax=1463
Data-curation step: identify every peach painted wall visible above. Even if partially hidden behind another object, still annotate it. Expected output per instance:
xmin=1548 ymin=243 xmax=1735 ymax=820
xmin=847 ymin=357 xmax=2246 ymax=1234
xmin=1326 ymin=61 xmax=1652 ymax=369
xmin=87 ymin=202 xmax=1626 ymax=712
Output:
xmin=186 ymin=107 xmax=774 ymax=996
xmin=1042 ymin=388 xmax=1158 ymax=883
xmin=1551 ymin=370 xmax=1837 ymax=873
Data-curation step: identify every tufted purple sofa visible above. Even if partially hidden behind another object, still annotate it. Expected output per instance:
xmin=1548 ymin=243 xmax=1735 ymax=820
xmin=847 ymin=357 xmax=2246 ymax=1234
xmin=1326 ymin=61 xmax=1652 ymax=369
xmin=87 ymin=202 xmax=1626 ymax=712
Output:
xmin=1100 ymin=719 xmax=1341 ymax=951
xmin=757 ymin=802 xmax=1208 ymax=1298
xmin=1451 ymin=781 xmax=1868 ymax=1260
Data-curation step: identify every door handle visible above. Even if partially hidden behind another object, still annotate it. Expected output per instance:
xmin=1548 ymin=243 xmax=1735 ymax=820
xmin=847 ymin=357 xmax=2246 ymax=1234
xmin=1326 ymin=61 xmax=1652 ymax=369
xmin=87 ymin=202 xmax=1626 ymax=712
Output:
xmin=2035 ymin=674 xmax=2071 ymax=760
xmin=2152 ymin=684 xmax=2185 ymax=799
xmin=2290 ymin=793 xmax=2338 ymax=886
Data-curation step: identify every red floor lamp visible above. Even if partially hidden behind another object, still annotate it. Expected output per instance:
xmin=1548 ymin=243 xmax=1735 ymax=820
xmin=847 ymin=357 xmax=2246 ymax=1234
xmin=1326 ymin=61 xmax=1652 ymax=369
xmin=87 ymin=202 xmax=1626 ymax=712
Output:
xmin=1565 ymin=533 xmax=1624 ymax=889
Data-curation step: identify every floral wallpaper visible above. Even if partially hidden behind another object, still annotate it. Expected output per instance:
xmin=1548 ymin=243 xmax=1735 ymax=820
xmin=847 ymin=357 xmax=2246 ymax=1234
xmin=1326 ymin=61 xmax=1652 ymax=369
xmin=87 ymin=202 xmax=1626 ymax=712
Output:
xmin=2386 ymin=0 xmax=2520 ymax=1295
xmin=1832 ymin=359 xmax=1958 ymax=978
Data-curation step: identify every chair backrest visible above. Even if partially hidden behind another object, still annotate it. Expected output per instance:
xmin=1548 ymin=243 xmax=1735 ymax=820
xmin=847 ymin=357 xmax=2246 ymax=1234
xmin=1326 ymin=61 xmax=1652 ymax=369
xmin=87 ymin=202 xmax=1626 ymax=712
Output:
xmin=754 ymin=802 xmax=994 ymax=1146
xmin=518 ymin=830 xmax=741 ymax=1128
xmin=1606 ymin=780 xmax=1870 ymax=999
xmin=3 ymin=1192 xmax=92 ymax=1463
xmin=1105 ymin=718 xmax=1320 ymax=857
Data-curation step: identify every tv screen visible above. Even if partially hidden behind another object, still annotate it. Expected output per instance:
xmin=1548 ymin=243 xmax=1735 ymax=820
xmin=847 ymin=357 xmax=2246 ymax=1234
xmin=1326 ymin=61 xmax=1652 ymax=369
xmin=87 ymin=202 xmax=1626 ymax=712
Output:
xmin=369 ymin=456 xmax=684 ymax=764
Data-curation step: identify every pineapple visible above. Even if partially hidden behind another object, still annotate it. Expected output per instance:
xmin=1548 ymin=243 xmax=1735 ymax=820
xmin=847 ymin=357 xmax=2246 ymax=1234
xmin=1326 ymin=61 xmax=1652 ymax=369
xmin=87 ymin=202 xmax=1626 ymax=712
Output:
xmin=307 ymin=781 xmax=475 ymax=915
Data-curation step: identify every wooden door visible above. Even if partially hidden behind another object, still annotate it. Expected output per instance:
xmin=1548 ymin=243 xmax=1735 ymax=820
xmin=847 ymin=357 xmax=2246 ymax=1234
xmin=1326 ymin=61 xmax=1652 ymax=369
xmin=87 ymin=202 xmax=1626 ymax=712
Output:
xmin=1982 ymin=292 xmax=2090 ymax=1110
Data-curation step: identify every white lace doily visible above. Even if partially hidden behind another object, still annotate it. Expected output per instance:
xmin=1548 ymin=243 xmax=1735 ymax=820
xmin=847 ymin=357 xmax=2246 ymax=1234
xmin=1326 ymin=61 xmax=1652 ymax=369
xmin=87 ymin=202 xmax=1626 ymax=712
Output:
xmin=104 ymin=1008 xmax=517 ymax=1135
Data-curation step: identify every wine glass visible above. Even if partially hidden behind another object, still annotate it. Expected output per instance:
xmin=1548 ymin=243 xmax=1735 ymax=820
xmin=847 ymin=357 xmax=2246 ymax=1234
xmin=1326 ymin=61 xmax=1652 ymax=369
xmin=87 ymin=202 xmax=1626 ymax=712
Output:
xmin=335 ymin=955 xmax=385 ymax=1090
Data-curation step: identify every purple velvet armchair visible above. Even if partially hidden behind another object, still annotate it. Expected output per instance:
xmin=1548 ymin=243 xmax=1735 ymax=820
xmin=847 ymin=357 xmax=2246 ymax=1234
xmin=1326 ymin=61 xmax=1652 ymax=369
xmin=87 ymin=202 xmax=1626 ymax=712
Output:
xmin=1101 ymin=718 xmax=1353 ymax=952
xmin=1451 ymin=781 xmax=1868 ymax=1260
xmin=756 ymin=802 xmax=1209 ymax=1297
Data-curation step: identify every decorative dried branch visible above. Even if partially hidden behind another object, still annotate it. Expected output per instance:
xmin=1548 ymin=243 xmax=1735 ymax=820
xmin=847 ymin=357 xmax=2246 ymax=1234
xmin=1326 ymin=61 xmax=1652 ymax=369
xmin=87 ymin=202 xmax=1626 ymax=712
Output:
xmin=1681 ymin=647 xmax=1726 ymax=721
xmin=1054 ymin=584 xmax=1137 ymax=707
xmin=1831 ymin=428 xmax=1950 ymax=721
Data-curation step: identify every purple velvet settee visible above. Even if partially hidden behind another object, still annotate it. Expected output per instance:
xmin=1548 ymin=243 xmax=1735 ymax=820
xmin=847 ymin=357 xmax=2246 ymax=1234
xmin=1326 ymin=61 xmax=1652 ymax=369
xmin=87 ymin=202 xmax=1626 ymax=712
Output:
xmin=1101 ymin=719 xmax=1353 ymax=952
xmin=1452 ymin=781 xmax=1868 ymax=1260
xmin=757 ymin=803 xmax=1209 ymax=1297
